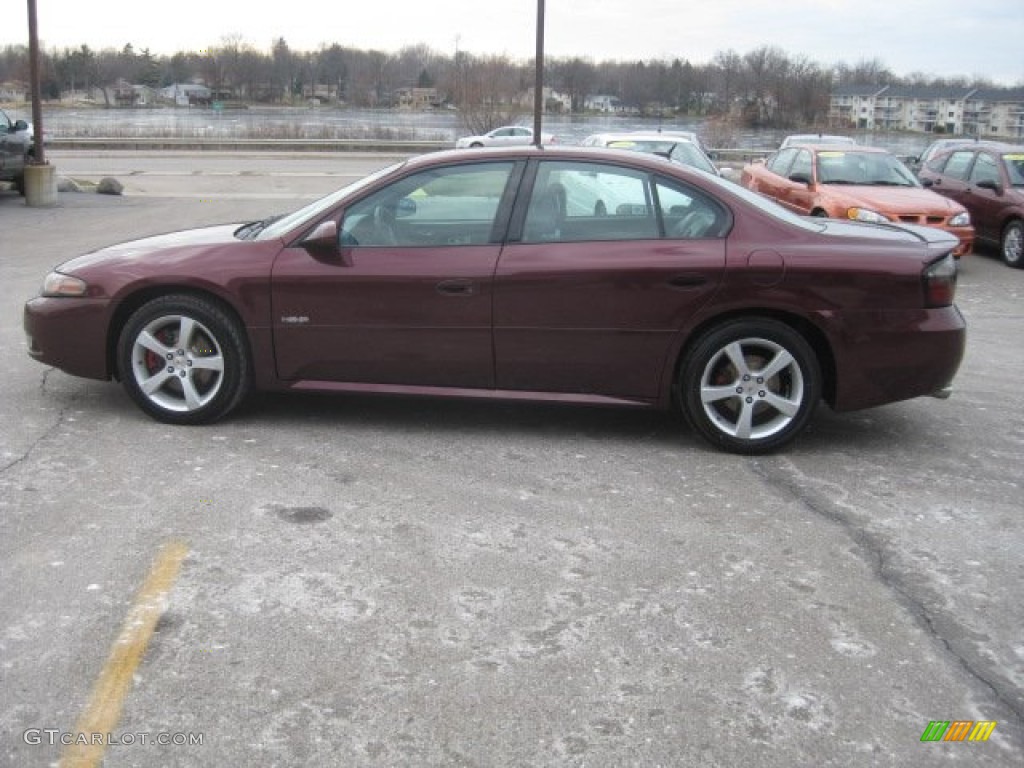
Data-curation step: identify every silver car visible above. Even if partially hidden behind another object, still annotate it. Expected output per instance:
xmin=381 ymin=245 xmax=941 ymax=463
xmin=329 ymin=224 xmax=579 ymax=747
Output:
xmin=1 ymin=107 xmax=32 ymax=194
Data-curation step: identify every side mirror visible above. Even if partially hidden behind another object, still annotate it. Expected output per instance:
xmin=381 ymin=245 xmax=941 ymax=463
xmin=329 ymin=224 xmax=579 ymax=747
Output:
xmin=789 ymin=172 xmax=812 ymax=186
xmin=302 ymin=220 xmax=349 ymax=264
xmin=13 ymin=119 xmax=29 ymax=132
xmin=976 ymin=179 xmax=1002 ymax=194
xmin=921 ymin=178 xmax=934 ymax=188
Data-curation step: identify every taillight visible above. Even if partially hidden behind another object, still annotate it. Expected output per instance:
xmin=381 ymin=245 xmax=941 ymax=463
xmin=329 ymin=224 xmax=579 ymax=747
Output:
xmin=923 ymin=254 xmax=957 ymax=307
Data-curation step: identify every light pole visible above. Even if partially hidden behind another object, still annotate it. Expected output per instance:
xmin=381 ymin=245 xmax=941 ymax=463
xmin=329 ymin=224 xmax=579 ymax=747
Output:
xmin=27 ymin=0 xmax=45 ymax=165
xmin=24 ymin=0 xmax=56 ymax=205
xmin=533 ymin=0 xmax=544 ymax=146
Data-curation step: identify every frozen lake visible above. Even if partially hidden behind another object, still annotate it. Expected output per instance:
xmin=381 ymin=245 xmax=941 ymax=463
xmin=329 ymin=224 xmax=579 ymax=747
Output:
xmin=18 ymin=106 xmax=935 ymax=155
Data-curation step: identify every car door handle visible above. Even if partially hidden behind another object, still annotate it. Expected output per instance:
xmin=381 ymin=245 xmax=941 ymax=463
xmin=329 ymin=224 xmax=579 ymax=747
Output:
xmin=667 ymin=274 xmax=709 ymax=289
xmin=436 ymin=279 xmax=476 ymax=296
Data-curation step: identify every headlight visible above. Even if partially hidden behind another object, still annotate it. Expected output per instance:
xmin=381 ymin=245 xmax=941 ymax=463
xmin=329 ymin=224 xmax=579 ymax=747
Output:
xmin=847 ymin=207 xmax=889 ymax=224
xmin=949 ymin=212 xmax=970 ymax=227
xmin=42 ymin=271 xmax=88 ymax=297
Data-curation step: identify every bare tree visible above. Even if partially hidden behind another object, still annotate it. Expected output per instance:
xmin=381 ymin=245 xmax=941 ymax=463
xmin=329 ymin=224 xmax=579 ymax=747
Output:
xmin=456 ymin=53 xmax=526 ymax=134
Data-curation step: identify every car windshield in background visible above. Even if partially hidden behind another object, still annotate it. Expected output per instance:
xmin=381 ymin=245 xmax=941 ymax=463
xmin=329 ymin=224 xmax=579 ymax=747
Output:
xmin=817 ymin=151 xmax=919 ymax=187
xmin=1004 ymin=153 xmax=1024 ymax=186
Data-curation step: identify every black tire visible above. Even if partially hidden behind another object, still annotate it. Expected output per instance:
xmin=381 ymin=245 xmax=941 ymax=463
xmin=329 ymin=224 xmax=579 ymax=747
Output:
xmin=1002 ymin=220 xmax=1023 ymax=269
xmin=470 ymin=142 xmax=484 ymax=148
xmin=117 ymin=295 xmax=250 ymax=425
xmin=811 ymin=209 xmax=828 ymax=218
xmin=679 ymin=318 xmax=821 ymax=454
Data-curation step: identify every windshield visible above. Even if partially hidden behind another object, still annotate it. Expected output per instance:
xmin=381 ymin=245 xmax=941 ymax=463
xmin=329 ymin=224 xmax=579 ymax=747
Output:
xmin=257 ymin=161 xmax=405 ymax=240
xmin=816 ymin=151 xmax=919 ymax=187
xmin=1004 ymin=153 xmax=1024 ymax=186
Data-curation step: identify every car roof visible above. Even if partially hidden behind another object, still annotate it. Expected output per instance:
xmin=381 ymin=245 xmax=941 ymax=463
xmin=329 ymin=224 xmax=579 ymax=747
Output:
xmin=934 ymin=141 xmax=1020 ymax=153
xmin=790 ymin=144 xmax=888 ymax=154
xmin=584 ymin=132 xmax=700 ymax=144
xmin=781 ymin=134 xmax=855 ymax=146
xmin=403 ymin=144 xmax=693 ymax=174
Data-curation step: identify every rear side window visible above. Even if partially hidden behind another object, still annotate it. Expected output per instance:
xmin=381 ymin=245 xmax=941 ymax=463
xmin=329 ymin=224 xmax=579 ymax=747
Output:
xmin=522 ymin=161 xmax=658 ymax=242
xmin=656 ymin=178 xmax=729 ymax=239
xmin=520 ymin=160 xmax=727 ymax=243
xmin=939 ymin=151 xmax=974 ymax=180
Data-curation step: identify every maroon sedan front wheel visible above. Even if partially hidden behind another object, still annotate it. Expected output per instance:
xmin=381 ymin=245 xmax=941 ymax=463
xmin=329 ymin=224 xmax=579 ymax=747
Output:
xmin=117 ymin=295 xmax=251 ymax=425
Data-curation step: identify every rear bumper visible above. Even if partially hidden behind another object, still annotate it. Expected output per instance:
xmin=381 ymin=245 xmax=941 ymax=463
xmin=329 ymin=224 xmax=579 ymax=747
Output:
xmin=828 ymin=304 xmax=966 ymax=412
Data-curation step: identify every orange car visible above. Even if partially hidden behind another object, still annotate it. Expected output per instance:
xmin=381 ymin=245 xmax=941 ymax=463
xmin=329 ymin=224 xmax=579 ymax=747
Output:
xmin=742 ymin=144 xmax=974 ymax=256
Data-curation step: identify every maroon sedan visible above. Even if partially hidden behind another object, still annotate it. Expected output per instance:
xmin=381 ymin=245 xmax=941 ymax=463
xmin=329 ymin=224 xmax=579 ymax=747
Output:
xmin=919 ymin=142 xmax=1024 ymax=268
xmin=24 ymin=147 xmax=965 ymax=454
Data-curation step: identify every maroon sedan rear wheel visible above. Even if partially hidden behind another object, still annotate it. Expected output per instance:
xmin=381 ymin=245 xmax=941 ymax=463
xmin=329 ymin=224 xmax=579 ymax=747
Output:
xmin=680 ymin=318 xmax=821 ymax=454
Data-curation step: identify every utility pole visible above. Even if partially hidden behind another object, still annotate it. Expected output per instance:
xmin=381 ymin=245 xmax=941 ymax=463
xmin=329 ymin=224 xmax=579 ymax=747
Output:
xmin=27 ymin=0 xmax=45 ymax=164
xmin=24 ymin=0 xmax=56 ymax=205
xmin=533 ymin=0 xmax=544 ymax=146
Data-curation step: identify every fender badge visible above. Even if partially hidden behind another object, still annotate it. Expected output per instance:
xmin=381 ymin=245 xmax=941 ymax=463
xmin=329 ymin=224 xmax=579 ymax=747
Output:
xmin=280 ymin=315 xmax=310 ymax=324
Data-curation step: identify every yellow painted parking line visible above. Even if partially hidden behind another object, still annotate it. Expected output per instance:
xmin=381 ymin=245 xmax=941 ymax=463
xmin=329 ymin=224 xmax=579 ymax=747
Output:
xmin=59 ymin=540 xmax=189 ymax=768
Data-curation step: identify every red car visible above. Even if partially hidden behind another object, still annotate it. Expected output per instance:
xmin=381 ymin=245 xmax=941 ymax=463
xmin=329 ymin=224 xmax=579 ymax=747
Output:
xmin=918 ymin=143 xmax=1024 ymax=268
xmin=24 ymin=147 xmax=965 ymax=454
xmin=742 ymin=144 xmax=974 ymax=257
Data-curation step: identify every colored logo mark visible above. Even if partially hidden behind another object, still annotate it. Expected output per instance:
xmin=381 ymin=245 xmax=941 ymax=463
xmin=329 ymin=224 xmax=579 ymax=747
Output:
xmin=920 ymin=720 xmax=997 ymax=742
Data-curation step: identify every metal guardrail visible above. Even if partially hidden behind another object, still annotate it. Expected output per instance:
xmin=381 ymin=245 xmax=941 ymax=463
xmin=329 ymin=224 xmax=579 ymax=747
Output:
xmin=46 ymin=137 xmax=452 ymax=153
xmin=46 ymin=137 xmax=779 ymax=162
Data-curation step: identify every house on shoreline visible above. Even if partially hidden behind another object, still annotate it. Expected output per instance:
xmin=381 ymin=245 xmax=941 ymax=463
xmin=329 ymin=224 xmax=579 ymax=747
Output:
xmin=830 ymin=84 xmax=1024 ymax=141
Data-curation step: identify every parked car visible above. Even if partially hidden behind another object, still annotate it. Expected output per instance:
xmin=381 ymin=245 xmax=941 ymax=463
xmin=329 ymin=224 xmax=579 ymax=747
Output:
xmin=907 ymin=137 xmax=1005 ymax=174
xmin=24 ymin=146 xmax=965 ymax=454
xmin=918 ymin=143 xmax=1024 ymax=267
xmin=0 ymin=107 xmax=32 ymax=194
xmin=741 ymin=144 xmax=974 ymax=257
xmin=455 ymin=125 xmax=554 ymax=148
xmin=579 ymin=132 xmax=720 ymax=175
xmin=778 ymin=133 xmax=856 ymax=149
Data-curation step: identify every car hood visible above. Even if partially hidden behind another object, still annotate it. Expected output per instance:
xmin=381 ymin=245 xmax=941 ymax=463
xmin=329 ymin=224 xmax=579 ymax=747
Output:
xmin=821 ymin=185 xmax=963 ymax=213
xmin=58 ymin=224 xmax=248 ymax=272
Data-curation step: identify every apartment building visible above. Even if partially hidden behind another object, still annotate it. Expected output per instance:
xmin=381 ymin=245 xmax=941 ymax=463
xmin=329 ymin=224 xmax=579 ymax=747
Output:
xmin=830 ymin=84 xmax=1024 ymax=140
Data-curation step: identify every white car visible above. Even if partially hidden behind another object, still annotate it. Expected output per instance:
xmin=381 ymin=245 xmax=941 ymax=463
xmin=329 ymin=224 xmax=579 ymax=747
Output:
xmin=579 ymin=132 xmax=720 ymax=175
xmin=455 ymin=125 xmax=554 ymax=148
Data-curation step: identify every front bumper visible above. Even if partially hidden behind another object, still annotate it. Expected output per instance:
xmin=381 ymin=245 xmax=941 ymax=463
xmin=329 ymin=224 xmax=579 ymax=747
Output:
xmin=24 ymin=296 xmax=113 ymax=381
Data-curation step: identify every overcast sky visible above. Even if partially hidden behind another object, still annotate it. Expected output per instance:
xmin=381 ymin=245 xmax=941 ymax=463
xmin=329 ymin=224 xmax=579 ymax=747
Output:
xmin=5 ymin=0 xmax=1023 ymax=86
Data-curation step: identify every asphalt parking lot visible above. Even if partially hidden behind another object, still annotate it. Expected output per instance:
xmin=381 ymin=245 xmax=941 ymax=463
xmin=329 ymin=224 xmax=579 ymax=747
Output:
xmin=1 ymin=153 xmax=1022 ymax=766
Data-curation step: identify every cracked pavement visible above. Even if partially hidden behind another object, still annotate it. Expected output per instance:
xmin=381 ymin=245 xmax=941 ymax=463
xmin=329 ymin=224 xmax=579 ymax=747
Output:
xmin=1 ymin=158 xmax=1022 ymax=766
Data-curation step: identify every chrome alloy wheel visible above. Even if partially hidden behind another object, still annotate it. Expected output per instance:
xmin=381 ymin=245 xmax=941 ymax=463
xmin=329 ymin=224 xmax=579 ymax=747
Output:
xmin=130 ymin=314 xmax=226 ymax=413
xmin=1003 ymin=221 xmax=1023 ymax=268
xmin=698 ymin=337 xmax=805 ymax=441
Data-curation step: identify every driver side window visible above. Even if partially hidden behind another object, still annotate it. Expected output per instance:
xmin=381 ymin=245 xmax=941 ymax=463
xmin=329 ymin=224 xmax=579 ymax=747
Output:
xmin=340 ymin=162 xmax=515 ymax=247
